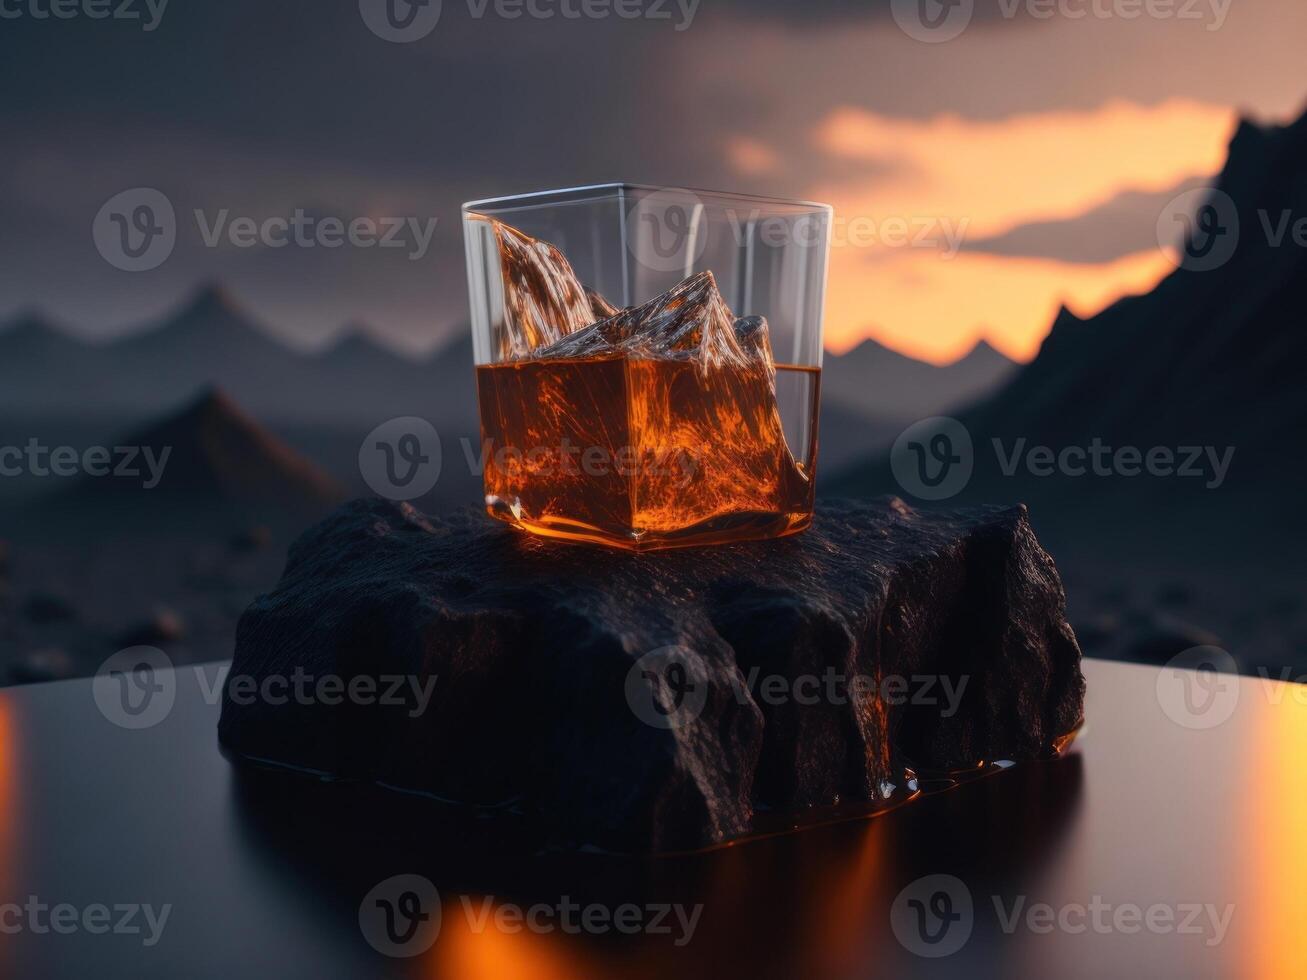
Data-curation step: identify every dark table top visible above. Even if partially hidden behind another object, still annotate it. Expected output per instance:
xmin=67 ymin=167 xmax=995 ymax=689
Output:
xmin=0 ymin=656 xmax=1301 ymax=979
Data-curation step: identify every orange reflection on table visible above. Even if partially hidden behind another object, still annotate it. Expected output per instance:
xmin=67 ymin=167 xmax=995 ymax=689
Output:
xmin=1245 ymin=674 xmax=1307 ymax=980
xmin=432 ymin=895 xmax=606 ymax=980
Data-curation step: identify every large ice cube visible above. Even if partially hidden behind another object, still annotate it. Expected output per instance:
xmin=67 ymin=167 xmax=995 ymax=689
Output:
xmin=536 ymin=271 xmax=773 ymax=379
xmin=483 ymin=217 xmax=612 ymax=360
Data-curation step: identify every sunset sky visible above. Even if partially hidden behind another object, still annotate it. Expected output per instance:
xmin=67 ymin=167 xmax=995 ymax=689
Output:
xmin=0 ymin=0 xmax=1303 ymax=363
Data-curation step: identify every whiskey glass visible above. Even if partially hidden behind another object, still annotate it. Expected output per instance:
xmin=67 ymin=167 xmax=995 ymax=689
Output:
xmin=463 ymin=183 xmax=831 ymax=551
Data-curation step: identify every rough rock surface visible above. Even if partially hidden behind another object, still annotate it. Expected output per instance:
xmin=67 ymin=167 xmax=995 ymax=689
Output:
xmin=220 ymin=497 xmax=1085 ymax=852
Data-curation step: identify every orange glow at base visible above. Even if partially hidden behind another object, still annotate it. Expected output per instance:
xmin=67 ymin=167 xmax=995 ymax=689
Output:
xmin=433 ymin=899 xmax=605 ymax=980
xmin=1245 ymin=678 xmax=1307 ymax=980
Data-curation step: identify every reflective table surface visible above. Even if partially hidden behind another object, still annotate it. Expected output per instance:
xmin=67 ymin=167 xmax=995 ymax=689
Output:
xmin=1 ymin=657 xmax=1302 ymax=979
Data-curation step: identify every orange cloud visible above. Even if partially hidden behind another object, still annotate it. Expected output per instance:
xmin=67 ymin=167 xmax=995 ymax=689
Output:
xmin=726 ymin=135 xmax=781 ymax=177
xmin=806 ymin=99 xmax=1238 ymax=362
xmin=824 ymin=248 xmax=1175 ymax=363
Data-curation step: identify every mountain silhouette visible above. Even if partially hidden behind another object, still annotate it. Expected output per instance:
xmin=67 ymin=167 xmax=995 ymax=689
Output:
xmin=830 ymin=106 xmax=1307 ymax=554
xmin=121 ymin=387 xmax=345 ymax=507
xmin=0 ymin=284 xmax=480 ymax=431
xmin=822 ymin=335 xmax=1015 ymax=424
xmin=39 ymin=387 xmax=347 ymax=536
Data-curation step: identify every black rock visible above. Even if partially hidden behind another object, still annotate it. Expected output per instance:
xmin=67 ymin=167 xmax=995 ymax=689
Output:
xmin=220 ymin=497 xmax=1085 ymax=853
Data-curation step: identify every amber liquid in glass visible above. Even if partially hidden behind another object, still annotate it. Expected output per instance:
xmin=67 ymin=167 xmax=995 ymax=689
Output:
xmin=476 ymin=359 xmax=820 ymax=551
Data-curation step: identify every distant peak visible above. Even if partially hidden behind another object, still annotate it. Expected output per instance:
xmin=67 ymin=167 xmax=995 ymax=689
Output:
xmin=180 ymin=282 xmax=242 ymax=318
xmin=1050 ymin=304 xmax=1084 ymax=330
xmin=848 ymin=335 xmax=892 ymax=356
xmin=1 ymin=308 xmax=55 ymax=334
xmin=1228 ymin=115 xmax=1273 ymax=157
xmin=180 ymin=385 xmax=245 ymax=421
xmin=959 ymin=338 xmax=1008 ymax=362
xmin=322 ymin=324 xmax=413 ymax=361
xmin=0 ymin=309 xmax=82 ymax=348
xmin=130 ymin=282 xmax=277 ymax=348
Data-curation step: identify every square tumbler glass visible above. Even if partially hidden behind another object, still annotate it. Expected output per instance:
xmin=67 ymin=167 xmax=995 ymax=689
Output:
xmin=463 ymin=183 xmax=831 ymax=551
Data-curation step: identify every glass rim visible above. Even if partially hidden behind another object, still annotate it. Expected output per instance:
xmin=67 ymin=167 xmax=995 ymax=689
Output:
xmin=462 ymin=182 xmax=834 ymax=216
